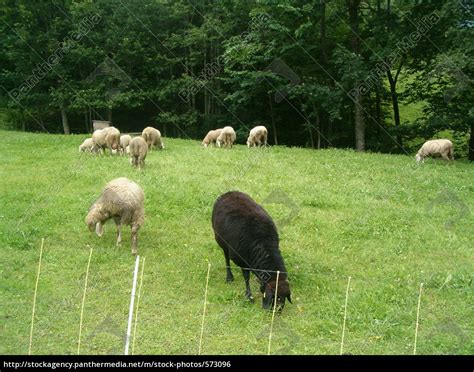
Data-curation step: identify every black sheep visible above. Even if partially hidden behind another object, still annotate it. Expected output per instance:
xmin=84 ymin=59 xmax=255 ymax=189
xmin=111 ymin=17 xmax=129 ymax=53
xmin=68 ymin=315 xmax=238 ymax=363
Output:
xmin=211 ymin=191 xmax=292 ymax=310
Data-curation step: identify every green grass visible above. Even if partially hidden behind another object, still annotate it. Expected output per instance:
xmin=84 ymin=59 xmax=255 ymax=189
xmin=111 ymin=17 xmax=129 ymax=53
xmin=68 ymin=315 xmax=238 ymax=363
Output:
xmin=0 ymin=130 xmax=473 ymax=355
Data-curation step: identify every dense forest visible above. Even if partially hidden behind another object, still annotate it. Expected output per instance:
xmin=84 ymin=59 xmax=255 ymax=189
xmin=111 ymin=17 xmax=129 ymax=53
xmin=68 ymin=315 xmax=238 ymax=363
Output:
xmin=0 ymin=0 xmax=472 ymax=158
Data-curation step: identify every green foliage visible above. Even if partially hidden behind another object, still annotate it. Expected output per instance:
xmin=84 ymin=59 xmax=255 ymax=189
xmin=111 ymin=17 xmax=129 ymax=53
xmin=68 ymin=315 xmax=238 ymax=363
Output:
xmin=0 ymin=1 xmax=472 ymax=156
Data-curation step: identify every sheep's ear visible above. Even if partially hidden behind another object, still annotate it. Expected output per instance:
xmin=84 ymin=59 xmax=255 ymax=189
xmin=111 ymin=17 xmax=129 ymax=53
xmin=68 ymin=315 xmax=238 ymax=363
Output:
xmin=262 ymin=285 xmax=274 ymax=310
xmin=95 ymin=222 xmax=104 ymax=237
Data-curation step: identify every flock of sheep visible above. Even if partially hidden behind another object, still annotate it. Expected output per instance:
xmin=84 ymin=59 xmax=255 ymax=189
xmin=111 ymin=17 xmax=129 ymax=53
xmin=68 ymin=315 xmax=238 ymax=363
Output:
xmin=79 ymin=126 xmax=164 ymax=169
xmin=80 ymin=124 xmax=455 ymax=311
xmin=80 ymin=124 xmax=269 ymax=169
xmin=202 ymin=125 xmax=268 ymax=148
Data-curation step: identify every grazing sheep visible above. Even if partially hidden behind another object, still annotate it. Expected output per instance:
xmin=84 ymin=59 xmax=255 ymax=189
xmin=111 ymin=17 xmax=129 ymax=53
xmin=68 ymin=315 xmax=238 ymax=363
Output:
xmin=142 ymin=126 xmax=164 ymax=150
xmin=79 ymin=138 xmax=97 ymax=153
xmin=119 ymin=134 xmax=132 ymax=155
xmin=212 ymin=191 xmax=292 ymax=310
xmin=129 ymin=136 xmax=148 ymax=169
xmin=85 ymin=177 xmax=144 ymax=255
xmin=92 ymin=127 xmax=121 ymax=155
xmin=216 ymin=126 xmax=236 ymax=148
xmin=415 ymin=139 xmax=454 ymax=163
xmin=202 ymin=129 xmax=223 ymax=147
xmin=247 ymin=126 xmax=268 ymax=148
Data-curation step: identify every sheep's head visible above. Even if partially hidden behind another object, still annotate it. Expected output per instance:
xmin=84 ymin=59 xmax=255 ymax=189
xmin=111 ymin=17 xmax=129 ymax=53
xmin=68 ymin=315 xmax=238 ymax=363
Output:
xmin=262 ymin=279 xmax=292 ymax=311
xmin=415 ymin=153 xmax=423 ymax=163
xmin=85 ymin=203 xmax=108 ymax=237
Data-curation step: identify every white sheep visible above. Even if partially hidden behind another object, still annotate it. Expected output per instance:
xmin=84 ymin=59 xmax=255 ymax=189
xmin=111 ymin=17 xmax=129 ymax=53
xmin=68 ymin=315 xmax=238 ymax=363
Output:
xmin=129 ymin=136 xmax=148 ymax=169
xmin=79 ymin=138 xmax=97 ymax=153
xmin=92 ymin=127 xmax=121 ymax=155
xmin=142 ymin=126 xmax=164 ymax=150
xmin=85 ymin=177 xmax=145 ymax=255
xmin=202 ymin=129 xmax=223 ymax=147
xmin=415 ymin=139 xmax=454 ymax=163
xmin=216 ymin=126 xmax=236 ymax=148
xmin=119 ymin=134 xmax=132 ymax=155
xmin=247 ymin=126 xmax=268 ymax=148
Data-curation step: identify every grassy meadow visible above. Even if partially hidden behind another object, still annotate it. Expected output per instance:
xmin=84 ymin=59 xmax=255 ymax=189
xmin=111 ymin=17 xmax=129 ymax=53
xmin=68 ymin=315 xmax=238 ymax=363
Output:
xmin=0 ymin=130 xmax=472 ymax=355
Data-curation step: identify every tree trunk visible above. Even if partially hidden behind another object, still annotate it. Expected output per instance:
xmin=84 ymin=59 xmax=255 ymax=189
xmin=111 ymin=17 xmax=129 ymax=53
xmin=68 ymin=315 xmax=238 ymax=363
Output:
xmin=21 ymin=111 xmax=26 ymax=131
xmin=386 ymin=55 xmax=405 ymax=149
xmin=60 ymin=104 xmax=70 ymax=135
xmin=387 ymin=73 xmax=400 ymax=126
xmin=188 ymin=46 xmax=196 ymax=111
xmin=469 ymin=122 xmax=474 ymax=161
xmin=107 ymin=107 xmax=112 ymax=123
xmin=204 ymin=38 xmax=209 ymax=116
xmin=84 ymin=111 xmax=89 ymax=133
xmin=268 ymin=93 xmax=278 ymax=145
xmin=348 ymin=0 xmax=365 ymax=151
xmin=354 ymin=92 xmax=365 ymax=151
xmin=387 ymin=73 xmax=402 ymax=148
xmin=307 ymin=121 xmax=314 ymax=149
xmin=320 ymin=0 xmax=328 ymax=65
xmin=316 ymin=110 xmax=321 ymax=149
xmin=375 ymin=84 xmax=382 ymax=128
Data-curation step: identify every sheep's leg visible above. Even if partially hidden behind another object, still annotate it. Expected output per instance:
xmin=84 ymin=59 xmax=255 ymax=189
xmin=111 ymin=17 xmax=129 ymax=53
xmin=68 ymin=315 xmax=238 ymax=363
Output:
xmin=441 ymin=152 xmax=450 ymax=161
xmin=223 ymin=247 xmax=234 ymax=282
xmin=242 ymin=269 xmax=254 ymax=302
xmin=131 ymin=225 xmax=139 ymax=256
xmin=114 ymin=217 xmax=122 ymax=245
